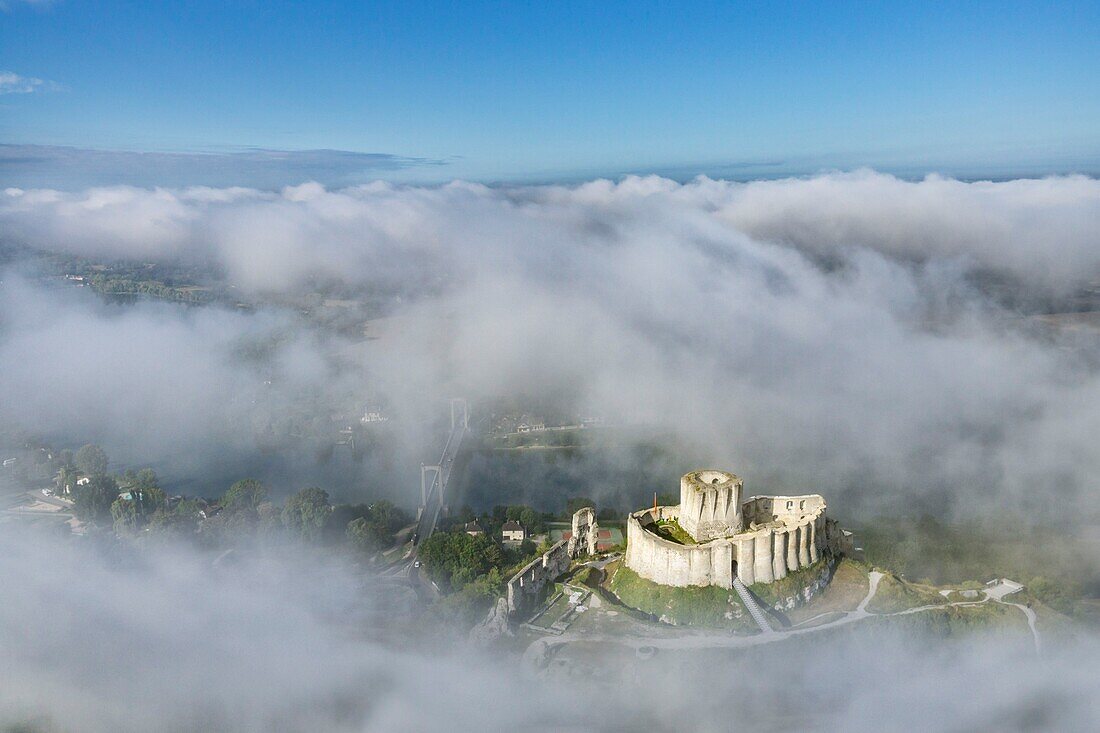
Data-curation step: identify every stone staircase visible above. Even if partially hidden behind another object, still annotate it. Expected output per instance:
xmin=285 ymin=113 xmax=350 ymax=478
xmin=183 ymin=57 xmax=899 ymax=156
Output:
xmin=732 ymin=577 xmax=773 ymax=634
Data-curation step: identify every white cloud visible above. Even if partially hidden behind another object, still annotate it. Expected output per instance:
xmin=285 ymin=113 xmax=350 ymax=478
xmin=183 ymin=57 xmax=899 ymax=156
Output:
xmin=0 ymin=70 xmax=60 ymax=94
xmin=0 ymin=530 xmax=1097 ymax=732
xmin=3 ymin=172 xmax=1100 ymax=519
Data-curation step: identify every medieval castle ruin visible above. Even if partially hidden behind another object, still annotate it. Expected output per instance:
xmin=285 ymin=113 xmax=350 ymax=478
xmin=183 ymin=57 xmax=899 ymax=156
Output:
xmin=505 ymin=506 xmax=599 ymax=616
xmin=625 ymin=470 xmax=850 ymax=588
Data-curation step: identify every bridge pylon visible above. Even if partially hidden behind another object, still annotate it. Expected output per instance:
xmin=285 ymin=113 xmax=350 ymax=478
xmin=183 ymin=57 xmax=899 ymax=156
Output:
xmin=419 ymin=463 xmax=442 ymax=519
xmin=450 ymin=398 xmax=469 ymax=430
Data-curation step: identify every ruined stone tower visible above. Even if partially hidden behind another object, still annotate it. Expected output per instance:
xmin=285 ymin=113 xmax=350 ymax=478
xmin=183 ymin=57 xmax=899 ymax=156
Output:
xmin=678 ymin=469 xmax=743 ymax=542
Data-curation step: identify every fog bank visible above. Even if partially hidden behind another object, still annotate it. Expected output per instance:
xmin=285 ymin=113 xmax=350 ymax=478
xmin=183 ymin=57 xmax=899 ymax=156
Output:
xmin=2 ymin=172 xmax=1100 ymax=518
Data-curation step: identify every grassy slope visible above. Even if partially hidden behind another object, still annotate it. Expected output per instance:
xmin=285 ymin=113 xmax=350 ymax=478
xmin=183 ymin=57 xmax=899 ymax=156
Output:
xmin=606 ymin=564 xmax=755 ymax=631
xmin=786 ymin=559 xmax=870 ymax=623
xmin=866 ymin=573 xmax=948 ymax=614
xmin=856 ymin=515 xmax=1094 ymax=619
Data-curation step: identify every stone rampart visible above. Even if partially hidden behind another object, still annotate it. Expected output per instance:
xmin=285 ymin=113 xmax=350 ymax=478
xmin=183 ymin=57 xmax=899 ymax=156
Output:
xmin=504 ymin=506 xmax=602 ymax=618
xmin=506 ymin=539 xmax=571 ymax=616
xmin=625 ymin=507 xmax=736 ymax=589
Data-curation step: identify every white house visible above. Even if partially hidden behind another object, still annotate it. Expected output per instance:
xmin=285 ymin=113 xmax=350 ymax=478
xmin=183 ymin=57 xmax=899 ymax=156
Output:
xmin=502 ymin=520 xmax=525 ymax=543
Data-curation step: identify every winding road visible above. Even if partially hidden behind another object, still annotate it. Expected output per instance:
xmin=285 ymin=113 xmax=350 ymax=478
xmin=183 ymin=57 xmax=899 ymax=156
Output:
xmin=540 ymin=571 xmax=1042 ymax=656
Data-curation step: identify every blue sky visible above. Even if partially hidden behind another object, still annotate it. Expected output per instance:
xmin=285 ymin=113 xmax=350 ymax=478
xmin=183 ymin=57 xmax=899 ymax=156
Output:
xmin=2 ymin=0 xmax=1099 ymax=186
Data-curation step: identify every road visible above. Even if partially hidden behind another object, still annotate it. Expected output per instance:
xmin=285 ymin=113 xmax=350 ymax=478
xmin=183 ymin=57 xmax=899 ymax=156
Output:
xmin=2 ymin=490 xmax=75 ymax=516
xmin=541 ymin=571 xmax=1043 ymax=655
xmin=1006 ymin=601 xmax=1041 ymax=654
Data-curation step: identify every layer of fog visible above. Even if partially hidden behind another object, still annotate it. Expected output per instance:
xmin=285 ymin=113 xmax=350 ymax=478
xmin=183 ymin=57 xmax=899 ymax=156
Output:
xmin=3 ymin=171 xmax=1100 ymax=518
xmin=1 ymin=530 xmax=1096 ymax=732
xmin=0 ymin=276 xmax=430 ymax=499
xmin=3 ymin=171 xmax=1100 ymax=731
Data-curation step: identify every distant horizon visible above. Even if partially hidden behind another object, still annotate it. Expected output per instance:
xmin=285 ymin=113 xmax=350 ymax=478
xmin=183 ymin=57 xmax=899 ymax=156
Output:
xmin=3 ymin=141 xmax=1099 ymax=191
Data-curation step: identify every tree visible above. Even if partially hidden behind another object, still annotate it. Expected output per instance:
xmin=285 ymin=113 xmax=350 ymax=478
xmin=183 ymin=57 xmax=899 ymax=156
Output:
xmin=109 ymin=475 xmax=162 ymax=535
xmin=133 ymin=468 xmax=160 ymax=492
xmin=222 ymin=478 xmax=267 ymax=513
xmin=73 ymin=474 xmax=119 ymax=526
xmin=366 ymin=500 xmax=408 ymax=534
xmin=565 ymin=496 xmax=596 ymax=517
xmin=282 ymin=487 xmax=332 ymax=542
xmin=597 ymin=506 xmax=620 ymax=521
xmin=429 ymin=567 xmax=507 ymax=627
xmin=122 ymin=468 xmax=165 ymax=510
xmin=518 ymin=506 xmax=541 ymax=534
xmin=75 ymin=444 xmax=108 ymax=477
xmin=55 ymin=466 xmax=78 ymax=495
xmin=346 ymin=516 xmax=388 ymax=555
xmin=147 ymin=499 xmax=201 ymax=539
xmin=256 ymin=501 xmax=283 ymax=544
xmin=453 ymin=505 xmax=475 ymax=525
xmin=340 ymin=500 xmax=410 ymax=554
xmin=199 ymin=479 xmax=270 ymax=547
xmin=111 ymin=497 xmax=141 ymax=536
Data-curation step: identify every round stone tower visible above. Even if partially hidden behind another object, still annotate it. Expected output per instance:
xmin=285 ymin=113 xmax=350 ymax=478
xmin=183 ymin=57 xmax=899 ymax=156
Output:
xmin=678 ymin=469 xmax=743 ymax=542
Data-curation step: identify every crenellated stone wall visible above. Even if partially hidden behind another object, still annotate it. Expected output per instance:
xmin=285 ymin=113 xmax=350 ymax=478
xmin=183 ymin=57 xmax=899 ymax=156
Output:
xmin=505 ymin=506 xmax=601 ymax=618
xmin=506 ymin=539 xmax=572 ymax=615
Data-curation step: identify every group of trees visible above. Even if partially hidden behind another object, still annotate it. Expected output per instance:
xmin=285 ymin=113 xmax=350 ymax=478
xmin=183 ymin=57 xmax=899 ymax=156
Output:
xmin=75 ymin=444 xmax=108 ymax=476
xmin=418 ymin=505 xmax=565 ymax=626
xmin=202 ymin=483 xmax=411 ymax=555
xmin=73 ymin=474 xmax=120 ymax=526
xmin=198 ymin=478 xmax=279 ymax=545
xmin=456 ymin=504 xmax=546 ymax=541
xmin=344 ymin=500 xmax=410 ymax=555
xmin=418 ymin=530 xmax=506 ymax=591
xmin=63 ymin=449 xmax=411 ymax=557
xmin=565 ymin=495 xmax=620 ymax=522
xmin=425 ymin=494 xmax=625 ymax=595
xmin=858 ymin=514 xmax=1090 ymax=616
xmin=111 ymin=469 xmax=168 ymax=534
xmin=63 ymin=445 xmax=168 ymax=536
xmin=282 ymin=487 xmax=333 ymax=542
xmin=192 ymin=480 xmax=339 ymax=548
